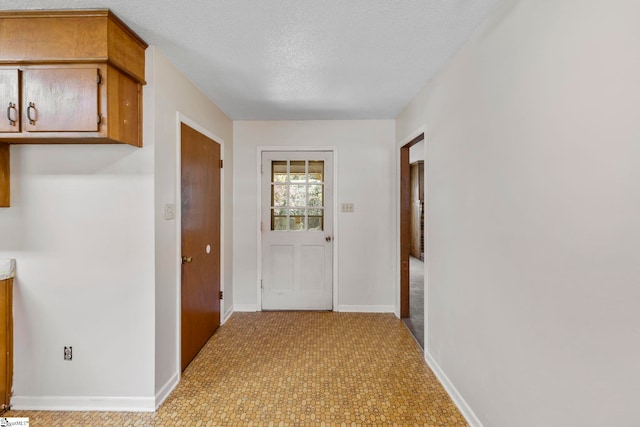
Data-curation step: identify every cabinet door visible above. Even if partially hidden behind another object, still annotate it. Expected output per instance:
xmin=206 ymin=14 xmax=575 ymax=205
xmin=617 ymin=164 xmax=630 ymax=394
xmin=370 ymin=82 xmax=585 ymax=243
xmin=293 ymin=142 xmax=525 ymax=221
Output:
xmin=0 ymin=69 xmax=20 ymax=133
xmin=23 ymin=68 xmax=99 ymax=132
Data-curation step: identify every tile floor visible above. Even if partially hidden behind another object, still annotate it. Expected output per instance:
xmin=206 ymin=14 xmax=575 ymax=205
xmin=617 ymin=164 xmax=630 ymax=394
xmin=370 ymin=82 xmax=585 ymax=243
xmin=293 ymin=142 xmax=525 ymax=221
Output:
xmin=6 ymin=312 xmax=467 ymax=426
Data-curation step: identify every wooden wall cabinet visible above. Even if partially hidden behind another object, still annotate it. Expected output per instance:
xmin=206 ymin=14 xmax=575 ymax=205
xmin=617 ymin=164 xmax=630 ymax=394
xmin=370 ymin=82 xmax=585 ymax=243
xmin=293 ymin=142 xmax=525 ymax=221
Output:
xmin=0 ymin=10 xmax=147 ymax=146
xmin=0 ymin=64 xmax=141 ymax=146
xmin=0 ymin=10 xmax=147 ymax=207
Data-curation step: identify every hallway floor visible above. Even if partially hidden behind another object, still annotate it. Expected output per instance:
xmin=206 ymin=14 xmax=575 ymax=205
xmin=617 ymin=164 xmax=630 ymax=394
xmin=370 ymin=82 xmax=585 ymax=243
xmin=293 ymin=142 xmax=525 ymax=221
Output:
xmin=7 ymin=312 xmax=466 ymax=426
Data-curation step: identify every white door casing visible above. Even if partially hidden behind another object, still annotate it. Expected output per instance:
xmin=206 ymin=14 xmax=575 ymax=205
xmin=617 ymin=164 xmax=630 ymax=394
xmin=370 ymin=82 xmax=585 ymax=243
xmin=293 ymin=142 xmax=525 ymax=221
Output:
xmin=261 ymin=151 xmax=334 ymax=310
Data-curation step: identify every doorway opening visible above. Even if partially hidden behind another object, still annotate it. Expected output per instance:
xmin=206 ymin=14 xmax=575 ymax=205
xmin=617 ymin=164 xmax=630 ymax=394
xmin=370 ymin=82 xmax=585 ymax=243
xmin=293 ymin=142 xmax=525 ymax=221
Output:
xmin=400 ymin=133 xmax=425 ymax=348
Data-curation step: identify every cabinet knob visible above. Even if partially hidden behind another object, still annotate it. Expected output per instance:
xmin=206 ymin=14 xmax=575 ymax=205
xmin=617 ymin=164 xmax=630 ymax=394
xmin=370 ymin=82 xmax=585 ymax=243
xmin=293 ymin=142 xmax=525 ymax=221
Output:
xmin=6 ymin=102 xmax=17 ymax=126
xmin=27 ymin=102 xmax=37 ymax=125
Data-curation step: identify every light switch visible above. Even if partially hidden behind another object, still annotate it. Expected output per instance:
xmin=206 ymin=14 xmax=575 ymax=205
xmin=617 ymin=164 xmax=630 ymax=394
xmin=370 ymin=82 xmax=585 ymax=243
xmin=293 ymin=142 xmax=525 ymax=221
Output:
xmin=164 ymin=203 xmax=175 ymax=220
xmin=341 ymin=203 xmax=355 ymax=213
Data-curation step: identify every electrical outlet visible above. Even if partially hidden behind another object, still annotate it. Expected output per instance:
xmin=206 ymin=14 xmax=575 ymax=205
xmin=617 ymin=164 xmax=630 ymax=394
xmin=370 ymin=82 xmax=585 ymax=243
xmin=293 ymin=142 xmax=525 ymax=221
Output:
xmin=341 ymin=202 xmax=355 ymax=213
xmin=64 ymin=346 xmax=73 ymax=361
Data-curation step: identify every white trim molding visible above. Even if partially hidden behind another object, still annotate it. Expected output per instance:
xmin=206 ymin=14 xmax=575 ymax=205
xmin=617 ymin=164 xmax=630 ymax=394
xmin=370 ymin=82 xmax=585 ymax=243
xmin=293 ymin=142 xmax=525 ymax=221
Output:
xmin=155 ymin=371 xmax=180 ymax=409
xmin=233 ymin=304 xmax=258 ymax=312
xmin=337 ymin=305 xmax=395 ymax=313
xmin=11 ymin=395 xmax=156 ymax=413
xmin=424 ymin=351 xmax=484 ymax=427
xmin=222 ymin=305 xmax=234 ymax=324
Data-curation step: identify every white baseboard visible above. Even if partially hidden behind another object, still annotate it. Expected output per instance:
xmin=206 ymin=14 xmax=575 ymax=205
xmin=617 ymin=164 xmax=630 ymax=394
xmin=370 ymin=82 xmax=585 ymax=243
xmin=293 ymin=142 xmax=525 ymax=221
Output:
xmin=336 ymin=305 xmax=395 ymax=313
xmin=155 ymin=371 xmax=180 ymax=409
xmin=11 ymin=395 xmax=155 ymax=412
xmin=233 ymin=304 xmax=258 ymax=312
xmin=424 ymin=350 xmax=484 ymax=427
xmin=222 ymin=305 xmax=234 ymax=324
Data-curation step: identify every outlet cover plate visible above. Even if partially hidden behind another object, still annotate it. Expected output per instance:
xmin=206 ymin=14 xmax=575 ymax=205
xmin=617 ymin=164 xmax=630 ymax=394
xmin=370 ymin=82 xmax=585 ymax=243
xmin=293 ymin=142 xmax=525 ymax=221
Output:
xmin=341 ymin=202 xmax=355 ymax=213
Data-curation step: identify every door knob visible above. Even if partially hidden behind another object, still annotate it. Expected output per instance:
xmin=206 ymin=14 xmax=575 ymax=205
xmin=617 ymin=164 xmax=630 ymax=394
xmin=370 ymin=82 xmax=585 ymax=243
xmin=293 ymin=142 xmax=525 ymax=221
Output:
xmin=325 ymin=236 xmax=332 ymax=242
xmin=181 ymin=256 xmax=193 ymax=264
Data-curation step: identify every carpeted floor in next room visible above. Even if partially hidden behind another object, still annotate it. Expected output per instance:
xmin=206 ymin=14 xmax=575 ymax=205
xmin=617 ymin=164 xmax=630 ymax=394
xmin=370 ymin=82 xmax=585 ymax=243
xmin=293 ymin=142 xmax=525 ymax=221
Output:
xmin=7 ymin=311 xmax=466 ymax=426
xmin=404 ymin=256 xmax=425 ymax=348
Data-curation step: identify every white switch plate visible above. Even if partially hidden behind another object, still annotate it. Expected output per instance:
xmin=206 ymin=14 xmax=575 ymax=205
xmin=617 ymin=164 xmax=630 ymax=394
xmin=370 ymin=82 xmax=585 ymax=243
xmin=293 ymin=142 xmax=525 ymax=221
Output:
xmin=341 ymin=202 xmax=355 ymax=213
xmin=164 ymin=203 xmax=175 ymax=220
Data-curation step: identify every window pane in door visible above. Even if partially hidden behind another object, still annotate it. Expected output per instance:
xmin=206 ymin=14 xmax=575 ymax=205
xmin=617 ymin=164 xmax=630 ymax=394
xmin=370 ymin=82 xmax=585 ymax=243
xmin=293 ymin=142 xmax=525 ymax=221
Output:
xmin=308 ymin=184 xmax=323 ymax=207
xmin=289 ymin=216 xmax=305 ymax=230
xmin=308 ymin=216 xmax=322 ymax=230
xmin=308 ymin=161 xmax=324 ymax=183
xmin=273 ymin=216 xmax=287 ymax=230
xmin=269 ymin=159 xmax=325 ymax=231
xmin=272 ymin=161 xmax=288 ymax=182
xmin=272 ymin=184 xmax=287 ymax=206
xmin=290 ymin=161 xmax=306 ymax=183
xmin=289 ymin=185 xmax=306 ymax=207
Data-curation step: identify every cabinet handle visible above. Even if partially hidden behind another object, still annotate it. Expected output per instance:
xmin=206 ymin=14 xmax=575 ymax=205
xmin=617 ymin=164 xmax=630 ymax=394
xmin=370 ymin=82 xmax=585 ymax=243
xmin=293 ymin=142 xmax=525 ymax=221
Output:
xmin=6 ymin=102 xmax=17 ymax=126
xmin=27 ymin=102 xmax=37 ymax=125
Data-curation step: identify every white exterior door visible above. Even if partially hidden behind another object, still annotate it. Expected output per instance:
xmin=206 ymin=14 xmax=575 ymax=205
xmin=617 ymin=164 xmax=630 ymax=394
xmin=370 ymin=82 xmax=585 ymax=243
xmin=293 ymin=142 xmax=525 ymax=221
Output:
xmin=261 ymin=151 xmax=333 ymax=310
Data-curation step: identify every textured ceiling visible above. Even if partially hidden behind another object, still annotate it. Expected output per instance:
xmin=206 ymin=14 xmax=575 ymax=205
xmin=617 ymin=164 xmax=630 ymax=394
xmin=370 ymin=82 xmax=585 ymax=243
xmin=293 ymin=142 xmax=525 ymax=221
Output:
xmin=0 ymin=0 xmax=501 ymax=120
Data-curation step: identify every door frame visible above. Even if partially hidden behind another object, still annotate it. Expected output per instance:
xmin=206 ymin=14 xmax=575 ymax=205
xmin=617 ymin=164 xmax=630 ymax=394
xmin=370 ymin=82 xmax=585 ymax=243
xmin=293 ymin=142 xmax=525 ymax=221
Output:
xmin=256 ymin=146 xmax=338 ymax=311
xmin=397 ymin=125 xmax=427 ymax=341
xmin=175 ymin=112 xmax=225 ymax=373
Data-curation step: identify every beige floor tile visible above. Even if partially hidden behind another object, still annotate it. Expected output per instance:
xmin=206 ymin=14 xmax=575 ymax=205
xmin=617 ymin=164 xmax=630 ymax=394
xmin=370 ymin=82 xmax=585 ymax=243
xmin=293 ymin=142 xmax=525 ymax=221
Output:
xmin=7 ymin=312 xmax=467 ymax=426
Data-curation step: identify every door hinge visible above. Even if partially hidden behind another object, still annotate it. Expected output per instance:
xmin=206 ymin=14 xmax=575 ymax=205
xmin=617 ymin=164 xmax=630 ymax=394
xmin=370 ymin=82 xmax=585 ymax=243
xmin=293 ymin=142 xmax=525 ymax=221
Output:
xmin=260 ymin=163 xmax=263 ymax=174
xmin=220 ymin=159 xmax=223 ymax=169
xmin=97 ymin=72 xmax=102 ymax=85
xmin=219 ymin=290 xmax=224 ymax=300
xmin=97 ymin=114 xmax=103 ymax=125
xmin=260 ymin=221 xmax=263 ymax=232
xmin=261 ymin=279 xmax=263 ymax=289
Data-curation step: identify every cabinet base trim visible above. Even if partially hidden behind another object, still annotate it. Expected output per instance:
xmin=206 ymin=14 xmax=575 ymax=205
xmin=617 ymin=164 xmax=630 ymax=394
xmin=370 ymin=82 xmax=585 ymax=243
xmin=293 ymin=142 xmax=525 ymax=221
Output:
xmin=11 ymin=395 xmax=155 ymax=412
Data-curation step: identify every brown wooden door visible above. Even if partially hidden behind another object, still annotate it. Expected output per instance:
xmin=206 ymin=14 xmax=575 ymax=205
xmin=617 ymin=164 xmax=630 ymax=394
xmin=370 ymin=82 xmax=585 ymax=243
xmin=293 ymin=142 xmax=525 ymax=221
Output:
xmin=180 ymin=123 xmax=221 ymax=371
xmin=0 ymin=69 xmax=20 ymax=133
xmin=23 ymin=67 xmax=99 ymax=132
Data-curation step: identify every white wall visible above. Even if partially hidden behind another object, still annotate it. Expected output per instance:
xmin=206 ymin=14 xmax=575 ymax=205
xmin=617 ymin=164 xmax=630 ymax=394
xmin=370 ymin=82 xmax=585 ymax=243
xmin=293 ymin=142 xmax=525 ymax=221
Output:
xmin=396 ymin=1 xmax=640 ymax=426
xmin=0 ymin=89 xmax=155 ymax=409
xmin=233 ymin=120 xmax=395 ymax=312
xmin=0 ymin=46 xmax=233 ymax=412
xmin=150 ymin=47 xmax=233 ymax=402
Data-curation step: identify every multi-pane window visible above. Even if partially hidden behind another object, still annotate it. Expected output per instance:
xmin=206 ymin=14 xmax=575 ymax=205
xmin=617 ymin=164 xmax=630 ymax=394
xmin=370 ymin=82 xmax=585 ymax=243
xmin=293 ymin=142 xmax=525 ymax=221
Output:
xmin=271 ymin=160 xmax=324 ymax=231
